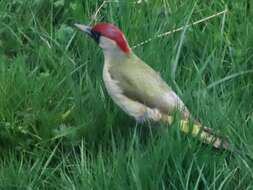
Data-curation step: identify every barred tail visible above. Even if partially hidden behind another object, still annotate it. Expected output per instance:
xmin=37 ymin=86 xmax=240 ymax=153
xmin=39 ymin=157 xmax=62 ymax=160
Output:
xmin=179 ymin=120 xmax=230 ymax=150
xmin=161 ymin=115 xmax=230 ymax=150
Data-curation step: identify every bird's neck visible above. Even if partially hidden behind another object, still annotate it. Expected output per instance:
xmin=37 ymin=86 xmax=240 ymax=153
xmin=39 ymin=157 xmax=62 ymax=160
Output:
xmin=103 ymin=48 xmax=132 ymax=66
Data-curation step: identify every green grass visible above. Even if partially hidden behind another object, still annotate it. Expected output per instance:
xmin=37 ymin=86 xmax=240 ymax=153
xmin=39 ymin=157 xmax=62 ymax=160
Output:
xmin=0 ymin=0 xmax=252 ymax=189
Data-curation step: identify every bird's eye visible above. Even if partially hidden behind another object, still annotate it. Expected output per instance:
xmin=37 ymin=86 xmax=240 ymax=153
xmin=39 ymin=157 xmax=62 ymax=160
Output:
xmin=91 ymin=31 xmax=101 ymax=44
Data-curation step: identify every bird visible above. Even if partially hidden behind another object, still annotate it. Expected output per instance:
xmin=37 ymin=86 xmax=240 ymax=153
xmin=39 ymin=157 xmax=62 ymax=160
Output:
xmin=75 ymin=23 xmax=229 ymax=150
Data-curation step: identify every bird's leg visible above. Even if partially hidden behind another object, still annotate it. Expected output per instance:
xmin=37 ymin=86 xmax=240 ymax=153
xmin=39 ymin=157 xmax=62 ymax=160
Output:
xmin=136 ymin=108 xmax=164 ymax=128
xmin=161 ymin=114 xmax=173 ymax=125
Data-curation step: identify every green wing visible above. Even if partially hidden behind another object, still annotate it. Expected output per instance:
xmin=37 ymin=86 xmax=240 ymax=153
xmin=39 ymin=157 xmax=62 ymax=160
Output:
xmin=109 ymin=54 xmax=178 ymax=114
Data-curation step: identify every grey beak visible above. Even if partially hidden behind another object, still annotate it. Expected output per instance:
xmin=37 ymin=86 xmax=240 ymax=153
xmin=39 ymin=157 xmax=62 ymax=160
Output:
xmin=74 ymin=24 xmax=92 ymax=35
xmin=74 ymin=23 xmax=100 ymax=44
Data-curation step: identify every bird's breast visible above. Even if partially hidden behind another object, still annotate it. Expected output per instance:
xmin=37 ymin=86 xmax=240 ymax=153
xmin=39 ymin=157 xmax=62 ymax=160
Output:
xmin=103 ymin=63 xmax=123 ymax=98
xmin=102 ymin=62 xmax=150 ymax=120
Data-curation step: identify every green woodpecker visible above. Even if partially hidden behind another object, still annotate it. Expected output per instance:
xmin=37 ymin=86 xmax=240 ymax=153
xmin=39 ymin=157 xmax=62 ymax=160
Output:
xmin=75 ymin=23 xmax=229 ymax=150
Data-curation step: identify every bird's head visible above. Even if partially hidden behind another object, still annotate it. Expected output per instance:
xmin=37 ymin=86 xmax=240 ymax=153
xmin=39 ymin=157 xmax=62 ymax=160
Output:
xmin=75 ymin=23 xmax=131 ymax=55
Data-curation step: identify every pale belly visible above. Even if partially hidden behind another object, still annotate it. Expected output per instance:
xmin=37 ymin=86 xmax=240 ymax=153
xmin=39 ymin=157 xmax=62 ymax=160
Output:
xmin=102 ymin=63 xmax=162 ymax=122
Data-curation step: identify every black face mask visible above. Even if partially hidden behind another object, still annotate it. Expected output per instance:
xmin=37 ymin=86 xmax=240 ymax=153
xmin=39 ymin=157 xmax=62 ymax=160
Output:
xmin=90 ymin=30 xmax=101 ymax=44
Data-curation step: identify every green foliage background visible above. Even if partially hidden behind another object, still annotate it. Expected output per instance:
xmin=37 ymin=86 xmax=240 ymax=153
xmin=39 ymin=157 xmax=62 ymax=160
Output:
xmin=0 ymin=0 xmax=252 ymax=189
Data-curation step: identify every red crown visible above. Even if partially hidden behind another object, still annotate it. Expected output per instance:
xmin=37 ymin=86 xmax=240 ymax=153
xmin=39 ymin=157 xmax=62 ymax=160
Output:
xmin=92 ymin=23 xmax=130 ymax=54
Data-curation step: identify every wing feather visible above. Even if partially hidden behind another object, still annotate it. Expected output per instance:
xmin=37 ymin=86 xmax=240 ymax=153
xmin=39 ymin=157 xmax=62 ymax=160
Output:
xmin=109 ymin=55 xmax=188 ymax=115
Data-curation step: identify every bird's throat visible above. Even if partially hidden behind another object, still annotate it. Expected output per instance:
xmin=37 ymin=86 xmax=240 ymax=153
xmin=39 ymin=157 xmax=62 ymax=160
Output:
xmin=103 ymin=49 xmax=131 ymax=66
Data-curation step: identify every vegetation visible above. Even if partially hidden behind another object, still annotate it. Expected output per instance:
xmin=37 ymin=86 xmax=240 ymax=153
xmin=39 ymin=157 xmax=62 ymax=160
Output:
xmin=0 ymin=0 xmax=252 ymax=189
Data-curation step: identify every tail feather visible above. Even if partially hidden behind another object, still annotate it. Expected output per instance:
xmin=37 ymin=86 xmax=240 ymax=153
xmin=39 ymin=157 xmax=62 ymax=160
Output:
xmin=179 ymin=120 xmax=230 ymax=150
xmin=161 ymin=115 xmax=230 ymax=150
xmin=178 ymin=119 xmax=253 ymax=161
